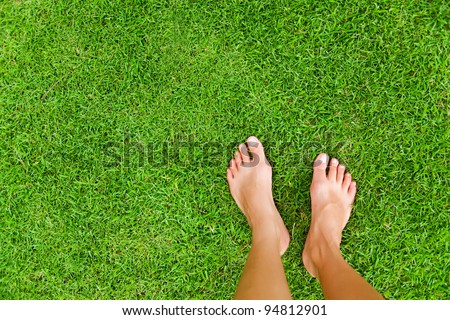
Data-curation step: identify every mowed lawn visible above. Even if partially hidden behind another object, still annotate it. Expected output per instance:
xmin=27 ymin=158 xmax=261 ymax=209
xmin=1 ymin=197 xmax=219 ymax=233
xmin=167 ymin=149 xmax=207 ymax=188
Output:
xmin=0 ymin=0 xmax=449 ymax=299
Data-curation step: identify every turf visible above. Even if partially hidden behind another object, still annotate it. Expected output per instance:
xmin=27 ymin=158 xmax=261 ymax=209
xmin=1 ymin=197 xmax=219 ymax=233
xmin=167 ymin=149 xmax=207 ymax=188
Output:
xmin=0 ymin=0 xmax=449 ymax=299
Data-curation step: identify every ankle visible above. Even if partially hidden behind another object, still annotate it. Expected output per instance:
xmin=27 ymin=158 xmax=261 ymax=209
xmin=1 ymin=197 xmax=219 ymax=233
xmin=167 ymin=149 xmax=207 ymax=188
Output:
xmin=251 ymin=219 xmax=279 ymax=246
xmin=246 ymin=200 xmax=278 ymax=225
xmin=252 ymin=218 xmax=278 ymax=237
xmin=306 ymin=233 xmax=341 ymax=271
xmin=247 ymin=197 xmax=277 ymax=215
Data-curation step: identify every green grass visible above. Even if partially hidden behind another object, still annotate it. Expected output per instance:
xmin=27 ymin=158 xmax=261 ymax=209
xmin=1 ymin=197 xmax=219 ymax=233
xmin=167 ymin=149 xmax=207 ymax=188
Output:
xmin=0 ymin=0 xmax=449 ymax=299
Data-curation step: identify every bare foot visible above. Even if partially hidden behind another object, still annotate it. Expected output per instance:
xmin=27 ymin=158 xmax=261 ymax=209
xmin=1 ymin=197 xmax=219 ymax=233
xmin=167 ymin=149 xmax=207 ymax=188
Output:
xmin=226 ymin=136 xmax=290 ymax=255
xmin=302 ymin=153 xmax=357 ymax=278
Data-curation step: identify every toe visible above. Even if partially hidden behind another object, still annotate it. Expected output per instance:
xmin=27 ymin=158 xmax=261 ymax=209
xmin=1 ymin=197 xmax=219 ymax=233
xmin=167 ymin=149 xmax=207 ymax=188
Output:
xmin=328 ymin=158 xmax=339 ymax=181
xmin=343 ymin=172 xmax=352 ymax=189
xmin=337 ymin=164 xmax=345 ymax=183
xmin=312 ymin=153 xmax=328 ymax=182
xmin=226 ymin=168 xmax=234 ymax=181
xmin=239 ymin=143 xmax=251 ymax=164
xmin=348 ymin=180 xmax=357 ymax=202
xmin=229 ymin=158 xmax=237 ymax=174
xmin=246 ymin=136 xmax=265 ymax=165
xmin=234 ymin=151 xmax=242 ymax=169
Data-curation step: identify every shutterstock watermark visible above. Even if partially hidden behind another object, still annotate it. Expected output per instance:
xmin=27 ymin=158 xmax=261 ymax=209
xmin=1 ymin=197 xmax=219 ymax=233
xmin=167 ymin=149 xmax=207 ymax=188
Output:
xmin=101 ymin=134 xmax=348 ymax=169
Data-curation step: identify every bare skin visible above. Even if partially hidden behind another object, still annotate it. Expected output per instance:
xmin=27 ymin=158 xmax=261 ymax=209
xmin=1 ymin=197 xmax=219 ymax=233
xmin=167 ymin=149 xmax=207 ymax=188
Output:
xmin=227 ymin=136 xmax=291 ymax=299
xmin=228 ymin=137 xmax=384 ymax=300
xmin=302 ymin=153 xmax=384 ymax=299
xmin=302 ymin=153 xmax=356 ymax=278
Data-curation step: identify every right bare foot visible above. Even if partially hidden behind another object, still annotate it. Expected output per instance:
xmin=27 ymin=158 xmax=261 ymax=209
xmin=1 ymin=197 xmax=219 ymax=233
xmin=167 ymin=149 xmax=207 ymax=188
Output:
xmin=302 ymin=153 xmax=357 ymax=278
xmin=226 ymin=136 xmax=290 ymax=255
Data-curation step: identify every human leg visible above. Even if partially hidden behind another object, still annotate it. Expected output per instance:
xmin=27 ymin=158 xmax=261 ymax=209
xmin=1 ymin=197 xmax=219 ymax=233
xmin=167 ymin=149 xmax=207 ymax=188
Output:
xmin=302 ymin=154 xmax=384 ymax=300
xmin=227 ymin=136 xmax=291 ymax=300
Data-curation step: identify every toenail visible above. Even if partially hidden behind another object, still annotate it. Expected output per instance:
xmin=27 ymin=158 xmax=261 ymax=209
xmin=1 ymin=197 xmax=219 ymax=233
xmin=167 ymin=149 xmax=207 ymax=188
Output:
xmin=331 ymin=158 xmax=338 ymax=166
xmin=246 ymin=140 xmax=259 ymax=149
xmin=313 ymin=154 xmax=328 ymax=167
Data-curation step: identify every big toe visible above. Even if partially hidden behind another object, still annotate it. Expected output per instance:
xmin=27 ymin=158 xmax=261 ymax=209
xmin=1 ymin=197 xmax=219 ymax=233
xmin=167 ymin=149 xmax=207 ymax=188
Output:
xmin=312 ymin=153 xmax=328 ymax=182
xmin=246 ymin=136 xmax=266 ymax=164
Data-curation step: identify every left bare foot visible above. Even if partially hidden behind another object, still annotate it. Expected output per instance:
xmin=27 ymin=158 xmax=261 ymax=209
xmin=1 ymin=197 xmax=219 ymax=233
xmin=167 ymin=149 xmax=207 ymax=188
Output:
xmin=226 ymin=136 xmax=290 ymax=255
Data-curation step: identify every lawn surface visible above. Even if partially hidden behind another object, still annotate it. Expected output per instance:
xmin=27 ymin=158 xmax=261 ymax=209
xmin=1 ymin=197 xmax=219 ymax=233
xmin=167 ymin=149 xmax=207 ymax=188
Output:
xmin=0 ymin=0 xmax=449 ymax=299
